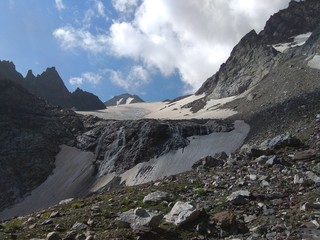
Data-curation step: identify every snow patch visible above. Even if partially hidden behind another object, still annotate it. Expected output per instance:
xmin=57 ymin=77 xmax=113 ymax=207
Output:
xmin=272 ymin=32 xmax=312 ymax=53
xmin=307 ymin=55 xmax=320 ymax=70
xmin=78 ymin=93 xmax=236 ymax=120
xmin=126 ymin=97 xmax=134 ymax=104
xmin=116 ymin=98 xmax=123 ymax=105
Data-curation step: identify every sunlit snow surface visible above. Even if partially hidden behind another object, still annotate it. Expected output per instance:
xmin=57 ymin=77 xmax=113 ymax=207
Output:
xmin=307 ymin=55 xmax=320 ymax=70
xmin=78 ymin=94 xmax=237 ymax=120
xmin=272 ymin=32 xmax=312 ymax=53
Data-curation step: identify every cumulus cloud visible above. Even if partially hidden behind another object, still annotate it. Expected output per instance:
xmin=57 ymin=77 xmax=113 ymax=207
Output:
xmin=107 ymin=65 xmax=150 ymax=91
xmin=55 ymin=0 xmax=65 ymax=11
xmin=53 ymin=26 xmax=108 ymax=52
xmin=69 ymin=72 xmax=102 ymax=86
xmin=54 ymin=0 xmax=291 ymax=93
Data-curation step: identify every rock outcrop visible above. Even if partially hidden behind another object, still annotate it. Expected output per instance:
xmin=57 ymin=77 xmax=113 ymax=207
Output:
xmin=78 ymin=117 xmax=233 ymax=175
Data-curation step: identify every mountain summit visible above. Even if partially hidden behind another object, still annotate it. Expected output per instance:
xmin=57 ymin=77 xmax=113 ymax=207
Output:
xmin=0 ymin=61 xmax=106 ymax=111
xmin=104 ymin=93 xmax=144 ymax=107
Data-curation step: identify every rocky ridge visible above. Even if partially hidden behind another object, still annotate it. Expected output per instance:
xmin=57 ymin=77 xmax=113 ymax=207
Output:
xmin=196 ymin=0 xmax=320 ymax=99
xmin=0 ymin=62 xmax=105 ymax=111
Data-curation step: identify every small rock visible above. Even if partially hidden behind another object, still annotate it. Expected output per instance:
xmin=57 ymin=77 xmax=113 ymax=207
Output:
xmin=253 ymin=155 xmax=269 ymax=165
xmin=226 ymin=190 xmax=251 ymax=205
xmin=143 ymin=191 xmax=169 ymax=204
xmin=50 ymin=211 xmax=60 ymax=218
xmin=59 ymin=198 xmax=74 ymax=205
xmin=293 ymin=174 xmax=304 ymax=184
xmin=301 ymin=202 xmax=320 ymax=211
xmin=41 ymin=219 xmax=53 ymax=226
xmin=265 ymin=156 xmax=279 ymax=166
xmin=293 ymin=149 xmax=317 ymax=161
xmin=71 ymin=222 xmax=88 ymax=231
xmin=192 ymin=156 xmax=224 ymax=169
xmin=306 ymin=171 xmax=320 ymax=183
xmin=249 ymin=175 xmax=257 ymax=181
xmin=46 ymin=232 xmax=60 ymax=240
xmin=164 ymin=201 xmax=200 ymax=226
xmin=261 ymin=180 xmax=270 ymax=187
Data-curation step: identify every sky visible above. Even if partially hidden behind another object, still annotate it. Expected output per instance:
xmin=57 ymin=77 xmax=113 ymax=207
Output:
xmin=0 ymin=0 xmax=291 ymax=102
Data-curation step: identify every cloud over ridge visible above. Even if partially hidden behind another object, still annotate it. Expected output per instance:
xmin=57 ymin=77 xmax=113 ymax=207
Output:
xmin=54 ymin=0 xmax=290 ymax=93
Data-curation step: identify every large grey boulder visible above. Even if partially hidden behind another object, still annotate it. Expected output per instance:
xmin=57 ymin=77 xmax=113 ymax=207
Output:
xmin=164 ymin=201 xmax=200 ymax=226
xmin=260 ymin=134 xmax=302 ymax=150
xmin=143 ymin=191 xmax=169 ymax=204
xmin=115 ymin=207 xmax=163 ymax=231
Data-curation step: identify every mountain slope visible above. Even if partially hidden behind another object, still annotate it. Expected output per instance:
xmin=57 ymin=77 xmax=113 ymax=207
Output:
xmin=196 ymin=0 xmax=320 ymax=99
xmin=0 ymin=78 xmax=84 ymax=212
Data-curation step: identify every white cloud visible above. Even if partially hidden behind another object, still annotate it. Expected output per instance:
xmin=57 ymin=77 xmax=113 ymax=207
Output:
xmin=55 ymin=0 xmax=65 ymax=11
xmin=96 ymin=0 xmax=107 ymax=17
xmin=69 ymin=72 xmax=102 ymax=86
xmin=69 ymin=77 xmax=83 ymax=85
xmin=55 ymin=0 xmax=291 ymax=93
xmin=53 ymin=26 xmax=108 ymax=52
xmin=112 ymin=0 xmax=139 ymax=12
xmin=108 ymin=65 xmax=150 ymax=91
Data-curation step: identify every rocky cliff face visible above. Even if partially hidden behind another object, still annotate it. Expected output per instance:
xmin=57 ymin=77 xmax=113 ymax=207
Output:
xmin=0 ymin=78 xmax=84 ymax=212
xmin=0 ymin=61 xmax=106 ymax=111
xmin=77 ymin=117 xmax=233 ymax=175
xmin=25 ymin=67 xmax=73 ymax=108
xmin=196 ymin=0 xmax=320 ymax=98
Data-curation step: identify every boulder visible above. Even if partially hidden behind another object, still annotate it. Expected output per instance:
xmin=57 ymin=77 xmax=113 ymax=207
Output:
xmin=192 ymin=156 xmax=224 ymax=169
xmin=227 ymin=190 xmax=251 ymax=205
xmin=71 ymin=222 xmax=88 ymax=230
xmin=293 ymin=149 xmax=317 ymax=161
xmin=306 ymin=171 xmax=320 ymax=184
xmin=143 ymin=191 xmax=169 ymax=204
xmin=164 ymin=201 xmax=200 ymax=226
xmin=115 ymin=207 xmax=163 ymax=231
xmin=46 ymin=232 xmax=60 ymax=240
xmin=260 ymin=134 xmax=302 ymax=150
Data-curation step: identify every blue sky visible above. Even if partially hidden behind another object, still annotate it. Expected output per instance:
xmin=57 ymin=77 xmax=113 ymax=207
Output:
xmin=0 ymin=0 xmax=290 ymax=102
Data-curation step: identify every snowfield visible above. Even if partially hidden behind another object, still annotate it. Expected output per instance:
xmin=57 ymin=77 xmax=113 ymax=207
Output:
xmin=77 ymin=94 xmax=237 ymax=120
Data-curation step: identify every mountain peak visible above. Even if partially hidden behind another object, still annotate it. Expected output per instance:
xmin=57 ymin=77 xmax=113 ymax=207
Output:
xmin=25 ymin=69 xmax=35 ymax=81
xmin=104 ymin=93 xmax=144 ymax=106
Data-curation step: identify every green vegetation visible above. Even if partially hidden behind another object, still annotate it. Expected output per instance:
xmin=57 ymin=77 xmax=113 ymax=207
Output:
xmin=1 ymin=219 xmax=23 ymax=233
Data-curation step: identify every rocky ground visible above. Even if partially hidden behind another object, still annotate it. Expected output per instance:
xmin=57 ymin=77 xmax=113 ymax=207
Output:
xmin=1 ymin=115 xmax=320 ymax=240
